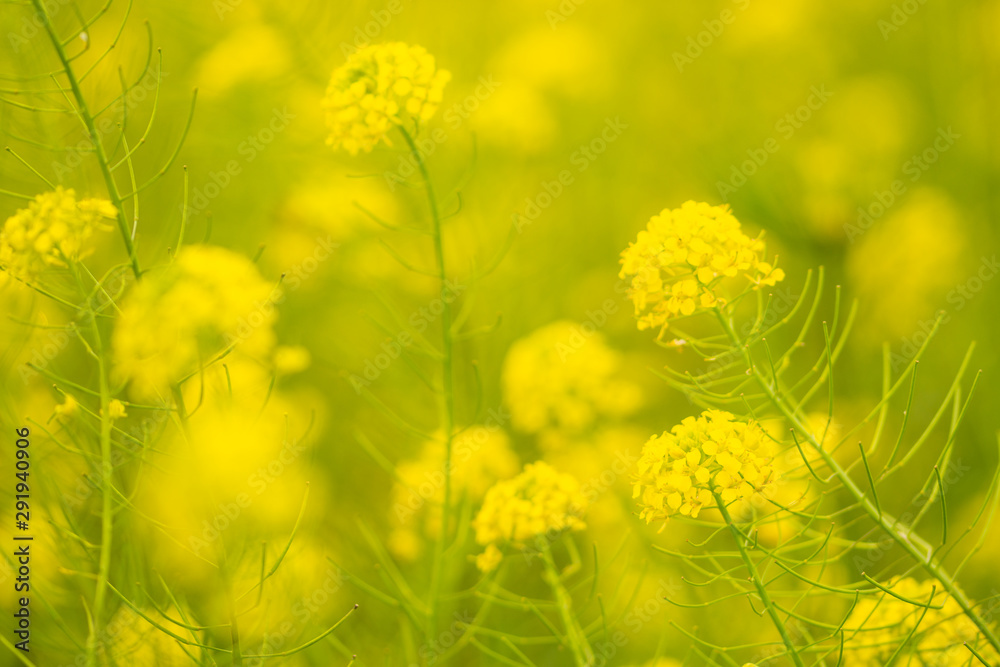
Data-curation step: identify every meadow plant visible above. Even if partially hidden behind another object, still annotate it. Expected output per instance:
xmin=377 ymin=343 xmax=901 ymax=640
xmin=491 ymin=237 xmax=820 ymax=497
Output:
xmin=1 ymin=3 xmax=998 ymax=667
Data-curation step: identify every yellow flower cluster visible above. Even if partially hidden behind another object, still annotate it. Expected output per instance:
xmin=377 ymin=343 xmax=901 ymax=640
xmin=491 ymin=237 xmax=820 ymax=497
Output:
xmin=633 ymin=410 xmax=776 ymax=522
xmin=846 ymin=578 xmax=999 ymax=665
xmin=388 ymin=426 xmax=520 ymax=561
xmin=112 ymin=245 xmax=277 ymax=399
xmin=472 ymin=462 xmax=587 ymax=572
xmin=619 ymin=201 xmax=784 ymax=333
xmin=502 ymin=321 xmax=642 ymax=439
xmin=0 ymin=188 xmax=116 ymax=282
xmin=323 ymin=42 xmax=451 ymax=155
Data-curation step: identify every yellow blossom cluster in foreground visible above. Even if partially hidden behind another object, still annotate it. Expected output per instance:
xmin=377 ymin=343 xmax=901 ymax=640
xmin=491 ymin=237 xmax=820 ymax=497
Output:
xmin=845 ymin=577 xmax=1000 ymax=665
xmin=112 ymin=245 xmax=278 ymax=399
xmin=323 ymin=42 xmax=451 ymax=154
xmin=619 ymin=201 xmax=784 ymax=333
xmin=0 ymin=187 xmax=115 ymax=282
xmin=472 ymin=461 xmax=587 ymax=572
xmin=633 ymin=409 xmax=776 ymax=522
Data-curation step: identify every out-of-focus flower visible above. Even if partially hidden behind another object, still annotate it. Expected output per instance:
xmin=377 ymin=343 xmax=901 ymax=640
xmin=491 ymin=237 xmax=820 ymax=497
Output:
xmin=54 ymin=394 xmax=78 ymax=418
xmin=633 ymin=410 xmax=776 ymax=523
xmin=619 ymin=201 xmax=783 ymax=335
xmin=105 ymin=399 xmax=127 ymax=420
xmin=112 ymin=245 xmax=277 ymax=400
xmin=502 ymin=321 xmax=642 ymax=440
xmin=274 ymin=345 xmax=311 ymax=374
xmin=389 ymin=426 xmax=520 ymax=561
xmin=844 ymin=578 xmax=999 ymax=665
xmin=471 ymin=83 xmax=558 ymax=155
xmin=323 ymin=42 xmax=451 ymax=155
xmin=195 ymin=23 xmax=291 ymax=96
xmin=475 ymin=543 xmax=503 ymax=573
xmin=848 ymin=189 xmax=965 ymax=341
xmin=0 ymin=188 xmax=115 ymax=282
xmin=491 ymin=26 xmax=612 ymax=100
xmin=472 ymin=462 xmax=587 ymax=571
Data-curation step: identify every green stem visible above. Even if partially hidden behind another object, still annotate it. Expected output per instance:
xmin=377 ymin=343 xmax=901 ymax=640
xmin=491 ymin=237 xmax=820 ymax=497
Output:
xmin=398 ymin=126 xmax=455 ymax=639
xmin=31 ymin=0 xmax=141 ymax=279
xmin=540 ymin=540 xmax=594 ymax=667
xmin=72 ymin=266 xmax=113 ymax=667
xmin=714 ymin=493 xmax=805 ymax=667
xmin=714 ymin=308 xmax=1000 ymax=655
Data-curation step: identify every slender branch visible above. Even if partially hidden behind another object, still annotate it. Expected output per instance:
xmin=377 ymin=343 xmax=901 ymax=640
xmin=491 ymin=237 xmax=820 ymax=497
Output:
xmin=397 ymin=125 xmax=456 ymax=640
xmin=713 ymin=307 xmax=1000 ymax=655
xmin=714 ymin=493 xmax=805 ymax=667
xmin=31 ymin=0 xmax=141 ymax=279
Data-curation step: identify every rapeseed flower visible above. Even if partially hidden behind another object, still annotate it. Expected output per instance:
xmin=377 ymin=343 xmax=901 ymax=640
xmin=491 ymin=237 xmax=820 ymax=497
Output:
xmin=112 ymin=245 xmax=277 ymax=399
xmin=323 ymin=42 xmax=451 ymax=155
xmin=633 ymin=410 xmax=776 ymax=523
xmin=0 ymin=188 xmax=115 ymax=282
xmin=501 ymin=321 xmax=642 ymax=440
xmin=844 ymin=577 xmax=999 ymax=665
xmin=472 ymin=462 xmax=587 ymax=572
xmin=619 ymin=201 xmax=784 ymax=334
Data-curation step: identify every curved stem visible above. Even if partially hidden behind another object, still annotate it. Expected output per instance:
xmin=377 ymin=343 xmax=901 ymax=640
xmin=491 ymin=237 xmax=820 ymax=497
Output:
xmin=397 ymin=126 xmax=455 ymax=639
xmin=714 ymin=493 xmax=805 ymax=667
xmin=714 ymin=307 xmax=1000 ymax=655
xmin=30 ymin=0 xmax=141 ymax=279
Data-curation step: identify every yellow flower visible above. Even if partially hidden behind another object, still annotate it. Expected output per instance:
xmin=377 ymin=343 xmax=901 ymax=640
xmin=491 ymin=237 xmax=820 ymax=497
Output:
xmin=106 ymin=399 xmax=127 ymax=420
xmin=619 ymin=201 xmax=783 ymax=334
xmin=54 ymin=394 xmax=78 ymax=418
xmin=501 ymin=321 xmax=642 ymax=438
xmin=273 ymin=344 xmax=311 ymax=374
xmin=475 ymin=543 xmax=503 ymax=573
xmin=844 ymin=577 xmax=999 ymax=665
xmin=0 ymin=187 xmax=115 ymax=282
xmin=633 ymin=410 xmax=776 ymax=522
xmin=323 ymin=42 xmax=451 ymax=155
xmin=112 ymin=245 xmax=278 ymax=400
xmin=472 ymin=461 xmax=587 ymax=571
